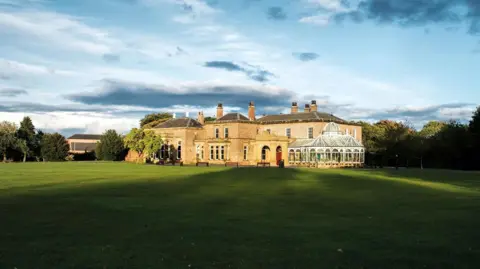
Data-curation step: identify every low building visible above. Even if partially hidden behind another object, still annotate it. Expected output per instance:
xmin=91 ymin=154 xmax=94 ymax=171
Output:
xmin=141 ymin=100 xmax=365 ymax=167
xmin=67 ymin=134 xmax=101 ymax=154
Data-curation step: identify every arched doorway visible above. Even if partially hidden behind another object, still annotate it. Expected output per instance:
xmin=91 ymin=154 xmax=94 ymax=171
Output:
xmin=276 ymin=146 xmax=282 ymax=165
xmin=261 ymin=146 xmax=270 ymax=161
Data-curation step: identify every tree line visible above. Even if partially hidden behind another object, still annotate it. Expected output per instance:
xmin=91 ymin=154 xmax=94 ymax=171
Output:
xmin=2 ymin=108 xmax=480 ymax=170
xmin=357 ymin=106 xmax=480 ymax=170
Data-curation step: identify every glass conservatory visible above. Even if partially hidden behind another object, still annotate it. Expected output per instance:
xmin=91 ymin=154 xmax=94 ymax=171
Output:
xmin=288 ymin=122 xmax=365 ymax=167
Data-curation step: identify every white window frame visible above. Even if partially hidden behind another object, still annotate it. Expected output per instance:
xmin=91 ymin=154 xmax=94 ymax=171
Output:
xmin=220 ymin=146 xmax=225 ymax=160
xmin=177 ymin=141 xmax=182 ymax=159
xmin=285 ymin=128 xmax=291 ymax=138
xmin=308 ymin=127 xmax=314 ymax=139
xmin=215 ymin=145 xmax=219 ymax=160
xmin=224 ymin=127 xmax=229 ymax=138
xmin=215 ymin=128 xmax=219 ymax=139
xmin=210 ymin=146 xmax=214 ymax=160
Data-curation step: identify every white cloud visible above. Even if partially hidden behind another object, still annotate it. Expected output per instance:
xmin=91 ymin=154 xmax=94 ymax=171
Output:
xmin=299 ymin=14 xmax=330 ymax=26
xmin=0 ymin=58 xmax=78 ymax=77
xmin=305 ymin=0 xmax=347 ymax=12
xmin=0 ymin=11 xmax=120 ymax=55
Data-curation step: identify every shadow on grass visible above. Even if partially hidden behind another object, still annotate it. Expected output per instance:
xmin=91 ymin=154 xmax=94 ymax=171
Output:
xmin=1 ymin=167 xmax=479 ymax=269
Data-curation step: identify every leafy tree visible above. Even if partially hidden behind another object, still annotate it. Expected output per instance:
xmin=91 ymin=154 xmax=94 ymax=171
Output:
xmin=204 ymin=116 xmax=216 ymax=122
xmin=16 ymin=117 xmax=37 ymax=160
xmin=98 ymin=130 xmax=124 ymax=161
xmin=140 ymin=113 xmax=172 ymax=128
xmin=33 ymin=131 xmax=44 ymax=161
xmin=41 ymin=133 xmax=69 ymax=161
xmin=0 ymin=121 xmax=17 ymax=162
xmin=124 ymin=128 xmax=146 ymax=154
xmin=142 ymin=130 xmax=163 ymax=159
xmin=16 ymin=139 xmax=29 ymax=162
xmin=419 ymin=121 xmax=446 ymax=138
xmin=95 ymin=141 xmax=103 ymax=160
xmin=469 ymin=106 xmax=480 ymax=135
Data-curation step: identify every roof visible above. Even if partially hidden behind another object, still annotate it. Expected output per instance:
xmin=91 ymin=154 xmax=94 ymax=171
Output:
xmin=257 ymin=111 xmax=346 ymax=124
xmin=216 ymin=113 xmax=249 ymax=122
xmin=154 ymin=117 xmax=203 ymax=128
xmin=289 ymin=134 xmax=363 ymax=148
xmin=68 ymin=134 xmax=102 ymax=140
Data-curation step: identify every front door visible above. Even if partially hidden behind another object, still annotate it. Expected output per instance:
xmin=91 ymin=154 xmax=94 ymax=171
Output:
xmin=276 ymin=146 xmax=282 ymax=165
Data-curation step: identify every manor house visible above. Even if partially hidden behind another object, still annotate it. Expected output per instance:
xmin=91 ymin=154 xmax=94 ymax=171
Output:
xmin=139 ymin=101 xmax=365 ymax=167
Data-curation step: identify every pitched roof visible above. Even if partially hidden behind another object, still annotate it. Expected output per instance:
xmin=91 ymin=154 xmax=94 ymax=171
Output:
xmin=289 ymin=134 xmax=363 ymax=148
xmin=257 ymin=111 xmax=345 ymax=124
xmin=154 ymin=117 xmax=203 ymax=128
xmin=68 ymin=134 xmax=102 ymax=140
xmin=216 ymin=113 xmax=249 ymax=122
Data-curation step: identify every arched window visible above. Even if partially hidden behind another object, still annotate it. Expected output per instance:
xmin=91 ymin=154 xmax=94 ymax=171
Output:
xmin=346 ymin=149 xmax=352 ymax=162
xmin=261 ymin=146 xmax=270 ymax=161
xmin=354 ymin=149 xmax=360 ymax=163
xmin=295 ymin=149 xmax=301 ymax=162
xmin=333 ymin=149 xmax=340 ymax=162
xmin=288 ymin=149 xmax=295 ymax=162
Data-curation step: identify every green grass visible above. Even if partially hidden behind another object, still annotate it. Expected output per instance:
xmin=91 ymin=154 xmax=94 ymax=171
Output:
xmin=1 ymin=163 xmax=480 ymax=269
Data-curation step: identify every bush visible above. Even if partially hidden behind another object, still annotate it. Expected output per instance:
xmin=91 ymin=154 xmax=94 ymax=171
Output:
xmin=41 ymin=133 xmax=69 ymax=161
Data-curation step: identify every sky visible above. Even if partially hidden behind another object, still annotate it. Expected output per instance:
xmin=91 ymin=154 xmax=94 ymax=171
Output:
xmin=0 ymin=0 xmax=479 ymax=136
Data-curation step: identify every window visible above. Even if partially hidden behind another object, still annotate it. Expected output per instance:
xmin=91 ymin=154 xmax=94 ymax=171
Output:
xmin=210 ymin=146 xmax=214 ymax=160
xmin=308 ymin=127 xmax=314 ymax=139
xmin=215 ymin=128 xmax=219 ymax=138
xmin=224 ymin=127 xmax=229 ymax=138
xmin=201 ymin=146 xmax=204 ymax=160
xmin=220 ymin=146 xmax=225 ymax=160
xmin=177 ymin=141 xmax=182 ymax=159
xmin=243 ymin=145 xmax=248 ymax=160
xmin=215 ymin=146 xmax=219 ymax=160
xmin=196 ymin=145 xmax=201 ymax=160
xmin=266 ymin=129 xmax=271 ymax=134
xmin=286 ymin=128 xmax=291 ymax=138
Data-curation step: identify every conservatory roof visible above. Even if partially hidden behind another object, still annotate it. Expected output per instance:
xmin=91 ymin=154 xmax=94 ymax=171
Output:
xmin=289 ymin=135 xmax=363 ymax=148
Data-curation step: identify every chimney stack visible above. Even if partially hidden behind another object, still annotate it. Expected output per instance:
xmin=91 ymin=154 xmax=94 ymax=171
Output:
xmin=311 ymin=100 xmax=317 ymax=112
xmin=216 ymin=103 xmax=223 ymax=119
xmin=248 ymin=101 xmax=255 ymax=121
xmin=291 ymin=102 xmax=298 ymax=114
xmin=197 ymin=111 xmax=205 ymax=125
xmin=304 ymin=104 xmax=311 ymax=113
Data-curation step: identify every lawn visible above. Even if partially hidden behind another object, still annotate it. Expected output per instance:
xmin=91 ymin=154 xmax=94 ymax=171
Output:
xmin=1 ymin=163 xmax=479 ymax=269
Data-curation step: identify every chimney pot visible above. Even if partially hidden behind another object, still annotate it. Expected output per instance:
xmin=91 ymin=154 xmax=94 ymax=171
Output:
xmin=304 ymin=104 xmax=311 ymax=113
xmin=291 ymin=101 xmax=298 ymax=114
xmin=311 ymin=100 xmax=318 ymax=112
xmin=216 ymin=103 xmax=224 ymax=118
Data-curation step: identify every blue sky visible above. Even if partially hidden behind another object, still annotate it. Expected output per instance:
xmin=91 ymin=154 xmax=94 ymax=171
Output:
xmin=0 ymin=0 xmax=479 ymax=136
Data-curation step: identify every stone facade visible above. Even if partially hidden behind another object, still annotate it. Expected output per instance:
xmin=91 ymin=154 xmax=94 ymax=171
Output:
xmin=67 ymin=134 xmax=101 ymax=154
xmin=142 ymin=101 xmax=364 ymax=167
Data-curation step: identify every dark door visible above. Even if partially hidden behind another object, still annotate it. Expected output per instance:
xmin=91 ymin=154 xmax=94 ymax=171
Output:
xmin=276 ymin=146 xmax=282 ymax=165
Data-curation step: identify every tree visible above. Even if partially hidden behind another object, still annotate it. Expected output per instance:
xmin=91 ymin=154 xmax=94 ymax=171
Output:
xmin=0 ymin=122 xmax=17 ymax=160
xmin=16 ymin=117 xmax=36 ymax=160
xmin=0 ymin=121 xmax=17 ymax=162
xmin=98 ymin=130 xmax=124 ymax=161
xmin=140 ymin=113 xmax=172 ymax=128
xmin=469 ymin=106 xmax=480 ymax=135
xmin=420 ymin=121 xmax=446 ymax=138
xmin=33 ymin=131 xmax=44 ymax=161
xmin=124 ymin=128 xmax=146 ymax=154
xmin=16 ymin=139 xmax=29 ymax=162
xmin=142 ymin=130 xmax=163 ymax=160
xmin=95 ymin=141 xmax=103 ymax=160
xmin=204 ymin=116 xmax=216 ymax=122
xmin=41 ymin=133 xmax=69 ymax=161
